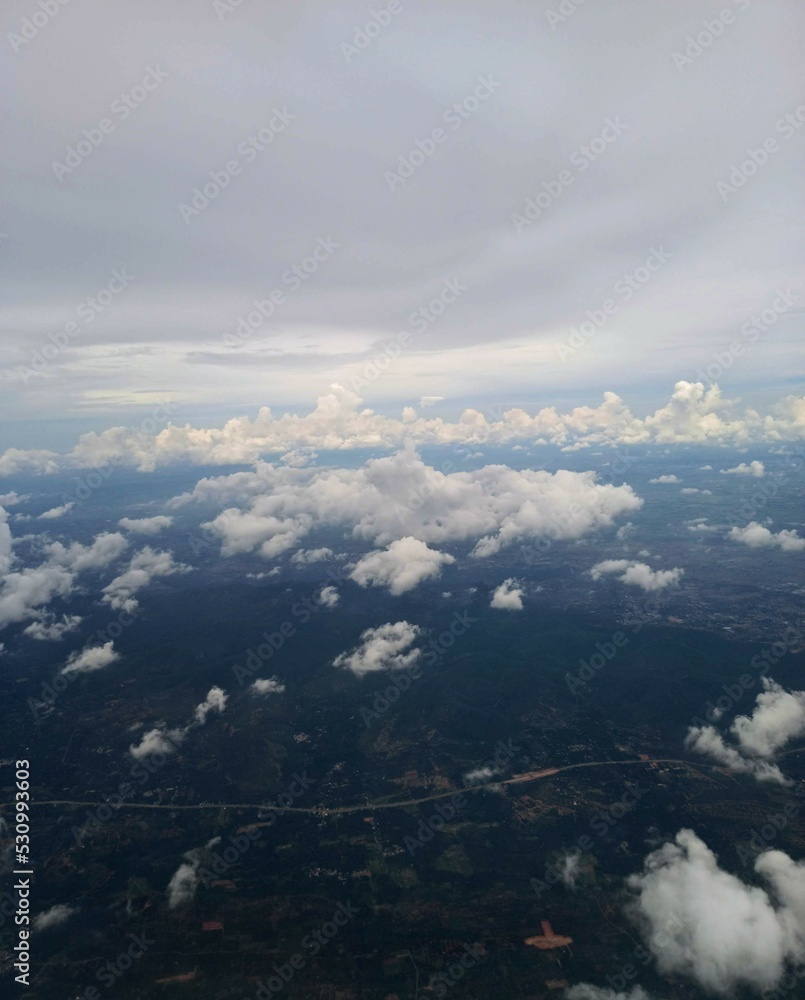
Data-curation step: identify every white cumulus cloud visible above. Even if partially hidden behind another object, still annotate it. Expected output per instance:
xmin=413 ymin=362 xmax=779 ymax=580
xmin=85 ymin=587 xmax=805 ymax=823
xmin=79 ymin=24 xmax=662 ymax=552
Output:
xmin=333 ymin=621 xmax=422 ymax=677
xmin=118 ymin=515 xmax=173 ymax=535
xmin=61 ymin=641 xmax=119 ymax=676
xmin=349 ymin=537 xmax=455 ymax=595
xmin=490 ymin=578 xmax=524 ymax=610
xmin=728 ymin=522 xmax=805 ymax=552
xmin=590 ymin=560 xmax=684 ymax=591
xmin=628 ymin=829 xmax=805 ymax=995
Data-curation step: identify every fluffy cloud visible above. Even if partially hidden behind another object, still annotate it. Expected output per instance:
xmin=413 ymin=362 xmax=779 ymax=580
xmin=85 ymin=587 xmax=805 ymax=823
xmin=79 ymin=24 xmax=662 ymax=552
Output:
xmin=61 ymin=641 xmax=119 ymax=676
xmin=33 ymin=904 xmax=78 ymax=932
xmin=102 ymin=547 xmax=188 ymax=612
xmin=686 ymin=678 xmax=805 ymax=784
xmin=129 ymin=726 xmax=185 ymax=760
xmin=193 ymin=686 xmax=227 ymax=725
xmin=333 ymin=621 xmax=423 ymax=677
xmin=251 ymin=677 xmax=285 ymax=696
xmin=118 ymin=515 xmax=173 ymax=535
xmin=37 ymin=502 xmax=75 ymax=520
xmin=728 ymin=522 xmax=805 ymax=552
xmin=463 ymin=766 xmax=498 ymax=785
xmin=490 ymin=578 xmax=524 ymax=610
xmin=0 ymin=565 xmax=74 ymax=629
xmin=46 ymin=532 xmax=129 ymax=572
xmin=628 ymin=829 xmax=805 ymax=995
xmin=193 ymin=447 xmax=642 ymax=562
xmin=2 ymin=384 xmax=802 ymax=476
xmin=590 ymin=560 xmax=684 ymax=591
xmin=349 ymin=537 xmax=455 ymax=595
xmin=291 ymin=546 xmax=335 ymax=564
xmin=166 ymin=861 xmax=199 ymax=909
xmin=649 ymin=475 xmax=680 ymax=484
xmin=721 ymin=460 xmax=765 ymax=477
xmin=317 ymin=585 xmax=339 ymax=607
xmin=0 ymin=492 xmax=28 ymax=506
xmin=566 ymin=988 xmax=653 ymax=1000
xmin=23 ymin=614 xmax=82 ymax=641
xmin=419 ymin=396 xmax=445 ymax=408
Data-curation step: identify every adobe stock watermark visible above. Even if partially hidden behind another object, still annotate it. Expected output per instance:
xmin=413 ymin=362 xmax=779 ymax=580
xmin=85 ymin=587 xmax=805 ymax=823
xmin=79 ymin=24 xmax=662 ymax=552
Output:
xmin=427 ymin=943 xmax=485 ymax=996
xmin=52 ymin=68 xmax=169 ymax=180
xmin=178 ymin=111 xmax=296 ymax=224
xmin=695 ymin=288 xmax=797 ymax=387
xmin=716 ymin=104 xmax=805 ymax=202
xmin=385 ymin=75 xmax=501 ymax=192
xmin=511 ymin=116 xmax=629 ymax=233
xmin=555 ymin=246 xmax=671 ymax=360
xmin=360 ymin=610 xmax=477 ymax=727
xmin=404 ymin=738 xmax=520 ymax=856
xmin=349 ymin=277 xmax=467 ymax=392
xmin=671 ymin=0 xmax=753 ymax=72
xmin=223 ymin=236 xmax=340 ymax=347
xmin=545 ymin=0 xmax=589 ymax=32
xmin=7 ymin=0 xmax=73 ymax=54
xmin=12 ymin=267 xmax=135 ymax=384
xmin=74 ymin=931 xmax=154 ymax=997
xmin=58 ymin=400 xmax=179 ymax=508
xmin=531 ymin=780 xmax=650 ymax=898
xmin=198 ymin=771 xmax=314 ymax=884
xmin=341 ymin=0 xmax=402 ymax=63
xmin=249 ymin=901 xmax=360 ymax=999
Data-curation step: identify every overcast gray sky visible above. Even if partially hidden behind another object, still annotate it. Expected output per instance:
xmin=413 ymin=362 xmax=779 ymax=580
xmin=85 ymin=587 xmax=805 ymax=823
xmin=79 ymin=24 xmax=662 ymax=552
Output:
xmin=1 ymin=0 xmax=803 ymax=440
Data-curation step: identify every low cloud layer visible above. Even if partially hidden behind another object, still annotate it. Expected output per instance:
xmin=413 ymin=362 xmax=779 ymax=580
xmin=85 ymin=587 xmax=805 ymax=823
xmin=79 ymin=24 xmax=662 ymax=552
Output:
xmin=2 ymin=385 xmax=804 ymax=477
xmin=191 ymin=446 xmax=642 ymax=563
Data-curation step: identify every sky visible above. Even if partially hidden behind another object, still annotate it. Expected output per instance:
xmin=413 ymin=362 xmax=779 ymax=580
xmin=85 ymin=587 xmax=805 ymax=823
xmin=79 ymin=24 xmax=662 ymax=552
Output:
xmin=1 ymin=0 xmax=803 ymax=446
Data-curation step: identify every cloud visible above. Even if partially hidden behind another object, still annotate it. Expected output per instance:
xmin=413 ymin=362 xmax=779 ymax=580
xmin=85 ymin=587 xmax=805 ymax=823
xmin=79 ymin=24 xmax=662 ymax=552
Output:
xmin=333 ymin=621 xmax=422 ymax=677
xmin=590 ymin=560 xmax=684 ymax=591
xmin=167 ymin=862 xmax=199 ymax=909
xmin=649 ymin=475 xmax=680 ymax=484
xmin=721 ymin=460 xmax=766 ymax=477
xmin=194 ymin=447 xmax=642 ymax=562
xmin=490 ymin=578 xmax=524 ymax=610
xmin=166 ymin=837 xmax=221 ymax=909
xmin=118 ymin=515 xmax=173 ymax=535
xmin=37 ymin=502 xmax=75 ymax=520
xmin=0 ymin=492 xmax=29 ymax=507
xmin=102 ymin=546 xmax=188 ymax=612
xmin=419 ymin=396 xmax=445 ymax=408
xmin=680 ymin=487 xmax=699 ymax=495
xmin=3 ymin=385 xmax=803 ymax=476
xmin=251 ymin=677 xmax=285 ymax=696
xmin=46 ymin=532 xmax=129 ymax=572
xmin=686 ymin=677 xmax=805 ymax=784
xmin=0 ymin=565 xmax=74 ymax=629
xmin=349 ymin=537 xmax=455 ymax=595
xmin=33 ymin=904 xmax=78 ymax=932
xmin=627 ymin=829 xmax=805 ymax=995
xmin=129 ymin=726 xmax=185 ymax=760
xmin=615 ymin=522 xmax=634 ymax=541
xmin=193 ymin=686 xmax=227 ymax=725
xmin=728 ymin=522 xmax=805 ymax=552
xmin=290 ymin=546 xmax=334 ymax=564
xmin=317 ymin=585 xmax=339 ymax=607
xmin=463 ymin=766 xmax=498 ymax=785
xmin=23 ymin=614 xmax=82 ymax=641
xmin=566 ymin=987 xmax=653 ymax=1000
xmin=61 ymin=641 xmax=119 ymax=676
